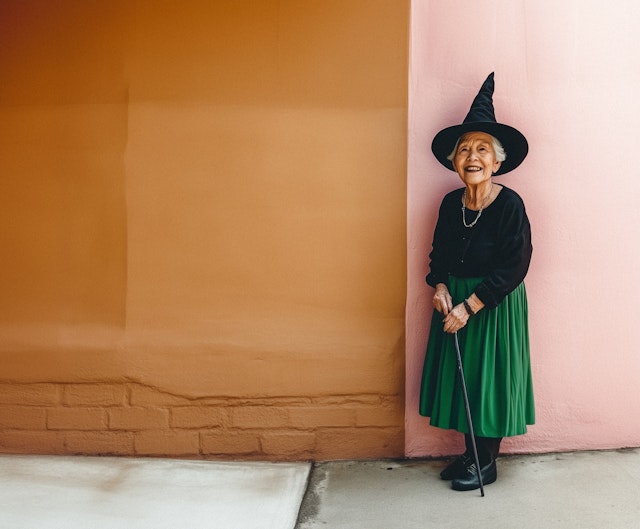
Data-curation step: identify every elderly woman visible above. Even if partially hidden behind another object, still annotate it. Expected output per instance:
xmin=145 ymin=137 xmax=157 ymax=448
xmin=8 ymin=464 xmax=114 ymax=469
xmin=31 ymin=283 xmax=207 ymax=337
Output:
xmin=419 ymin=73 xmax=534 ymax=491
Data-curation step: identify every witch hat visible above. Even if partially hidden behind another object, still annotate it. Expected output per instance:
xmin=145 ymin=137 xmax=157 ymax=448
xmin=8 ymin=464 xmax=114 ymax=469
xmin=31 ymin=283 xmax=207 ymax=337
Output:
xmin=431 ymin=73 xmax=528 ymax=175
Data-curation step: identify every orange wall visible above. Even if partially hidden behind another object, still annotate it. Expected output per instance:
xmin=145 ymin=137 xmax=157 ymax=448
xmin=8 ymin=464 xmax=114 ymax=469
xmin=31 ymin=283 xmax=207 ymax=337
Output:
xmin=0 ymin=0 xmax=408 ymax=460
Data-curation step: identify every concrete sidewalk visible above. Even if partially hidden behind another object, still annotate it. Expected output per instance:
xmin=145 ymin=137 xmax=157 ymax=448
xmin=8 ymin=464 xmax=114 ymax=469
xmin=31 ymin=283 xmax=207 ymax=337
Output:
xmin=0 ymin=455 xmax=309 ymax=529
xmin=297 ymin=450 xmax=640 ymax=529
xmin=1 ymin=449 xmax=639 ymax=528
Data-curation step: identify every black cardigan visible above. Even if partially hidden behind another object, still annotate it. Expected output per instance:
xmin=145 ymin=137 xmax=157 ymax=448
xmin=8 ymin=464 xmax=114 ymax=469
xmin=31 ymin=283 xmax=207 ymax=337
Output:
xmin=426 ymin=185 xmax=532 ymax=309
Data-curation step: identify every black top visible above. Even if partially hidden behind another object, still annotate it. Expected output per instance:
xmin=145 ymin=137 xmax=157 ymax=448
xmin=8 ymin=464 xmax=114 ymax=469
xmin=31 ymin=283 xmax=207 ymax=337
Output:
xmin=426 ymin=185 xmax=532 ymax=310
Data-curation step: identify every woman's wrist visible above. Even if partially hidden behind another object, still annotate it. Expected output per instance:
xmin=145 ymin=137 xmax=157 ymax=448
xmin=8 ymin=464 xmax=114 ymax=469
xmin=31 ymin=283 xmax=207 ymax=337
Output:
xmin=465 ymin=294 xmax=484 ymax=314
xmin=463 ymin=299 xmax=475 ymax=316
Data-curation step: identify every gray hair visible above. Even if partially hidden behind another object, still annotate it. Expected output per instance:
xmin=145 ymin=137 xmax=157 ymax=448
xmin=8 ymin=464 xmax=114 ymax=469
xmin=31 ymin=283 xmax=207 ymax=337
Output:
xmin=446 ymin=134 xmax=506 ymax=162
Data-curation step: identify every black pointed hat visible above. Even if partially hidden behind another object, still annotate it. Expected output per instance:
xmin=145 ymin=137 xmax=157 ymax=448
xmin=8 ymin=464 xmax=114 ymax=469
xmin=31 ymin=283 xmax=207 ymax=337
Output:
xmin=431 ymin=73 xmax=528 ymax=175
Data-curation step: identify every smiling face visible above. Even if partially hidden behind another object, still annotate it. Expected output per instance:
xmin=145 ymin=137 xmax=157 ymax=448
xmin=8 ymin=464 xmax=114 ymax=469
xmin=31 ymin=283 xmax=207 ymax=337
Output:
xmin=452 ymin=132 xmax=502 ymax=185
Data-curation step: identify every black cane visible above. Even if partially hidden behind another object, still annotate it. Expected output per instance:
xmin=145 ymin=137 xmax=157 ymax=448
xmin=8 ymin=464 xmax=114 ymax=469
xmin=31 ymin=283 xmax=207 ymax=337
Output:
xmin=453 ymin=331 xmax=485 ymax=497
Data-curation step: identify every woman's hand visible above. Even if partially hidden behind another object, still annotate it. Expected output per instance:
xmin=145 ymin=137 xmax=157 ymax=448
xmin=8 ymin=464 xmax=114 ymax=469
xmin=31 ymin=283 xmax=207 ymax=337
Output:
xmin=441 ymin=294 xmax=483 ymax=334
xmin=442 ymin=304 xmax=470 ymax=334
xmin=433 ymin=283 xmax=453 ymax=315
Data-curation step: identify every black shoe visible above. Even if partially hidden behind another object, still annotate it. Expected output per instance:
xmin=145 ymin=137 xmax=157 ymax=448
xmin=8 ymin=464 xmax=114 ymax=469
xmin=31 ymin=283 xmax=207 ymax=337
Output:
xmin=439 ymin=453 xmax=472 ymax=480
xmin=451 ymin=460 xmax=497 ymax=491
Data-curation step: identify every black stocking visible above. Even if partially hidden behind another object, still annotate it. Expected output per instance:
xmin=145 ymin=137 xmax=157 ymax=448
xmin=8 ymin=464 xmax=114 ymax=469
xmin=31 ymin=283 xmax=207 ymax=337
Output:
xmin=464 ymin=434 xmax=502 ymax=466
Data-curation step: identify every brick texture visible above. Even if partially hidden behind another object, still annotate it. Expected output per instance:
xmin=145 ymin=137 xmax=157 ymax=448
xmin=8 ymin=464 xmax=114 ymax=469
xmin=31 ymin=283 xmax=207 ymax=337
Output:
xmin=171 ymin=407 xmax=225 ymax=429
xmin=0 ymin=430 xmax=66 ymax=454
xmin=63 ymin=384 xmax=126 ymax=407
xmin=135 ymin=430 xmax=200 ymax=456
xmin=65 ymin=431 xmax=134 ymax=455
xmin=0 ymin=382 xmax=404 ymax=460
xmin=201 ymin=431 xmax=261 ymax=456
xmin=108 ymin=407 xmax=169 ymax=430
xmin=0 ymin=384 xmax=61 ymax=406
xmin=48 ymin=408 xmax=107 ymax=430
xmin=0 ymin=406 xmax=47 ymax=430
xmin=261 ymin=432 xmax=316 ymax=456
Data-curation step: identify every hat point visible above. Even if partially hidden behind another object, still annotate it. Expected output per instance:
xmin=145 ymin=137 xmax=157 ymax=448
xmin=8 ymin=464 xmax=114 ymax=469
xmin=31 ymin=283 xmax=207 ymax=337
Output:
xmin=463 ymin=73 xmax=496 ymax=124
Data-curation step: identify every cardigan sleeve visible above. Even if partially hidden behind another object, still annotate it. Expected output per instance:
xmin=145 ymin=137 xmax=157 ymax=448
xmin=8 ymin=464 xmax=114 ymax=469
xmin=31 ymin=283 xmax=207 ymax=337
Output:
xmin=425 ymin=198 xmax=450 ymax=288
xmin=473 ymin=194 xmax=532 ymax=309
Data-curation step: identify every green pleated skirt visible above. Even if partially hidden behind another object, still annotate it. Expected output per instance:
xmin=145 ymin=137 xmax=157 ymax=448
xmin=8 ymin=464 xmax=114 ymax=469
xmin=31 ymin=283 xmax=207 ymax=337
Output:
xmin=419 ymin=277 xmax=535 ymax=438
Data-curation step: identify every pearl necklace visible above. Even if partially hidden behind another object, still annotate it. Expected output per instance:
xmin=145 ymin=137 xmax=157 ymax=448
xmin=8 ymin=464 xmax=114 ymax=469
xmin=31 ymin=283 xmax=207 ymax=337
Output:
xmin=461 ymin=184 xmax=493 ymax=228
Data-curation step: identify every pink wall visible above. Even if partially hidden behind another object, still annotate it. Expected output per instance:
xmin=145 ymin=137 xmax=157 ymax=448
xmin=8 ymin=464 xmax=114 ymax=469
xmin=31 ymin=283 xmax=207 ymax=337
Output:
xmin=407 ymin=0 xmax=640 ymax=456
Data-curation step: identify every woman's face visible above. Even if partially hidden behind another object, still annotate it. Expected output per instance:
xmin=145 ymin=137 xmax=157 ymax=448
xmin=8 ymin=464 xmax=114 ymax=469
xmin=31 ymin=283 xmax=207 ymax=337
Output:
xmin=452 ymin=132 xmax=501 ymax=185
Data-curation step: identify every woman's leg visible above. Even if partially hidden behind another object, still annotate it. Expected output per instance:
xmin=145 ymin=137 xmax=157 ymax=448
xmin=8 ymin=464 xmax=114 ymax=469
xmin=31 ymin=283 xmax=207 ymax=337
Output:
xmin=476 ymin=436 xmax=502 ymax=466
xmin=465 ymin=434 xmax=501 ymax=465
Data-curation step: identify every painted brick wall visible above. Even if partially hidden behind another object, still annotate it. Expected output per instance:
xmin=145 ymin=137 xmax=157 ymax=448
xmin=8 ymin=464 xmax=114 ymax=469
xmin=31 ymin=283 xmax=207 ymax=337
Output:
xmin=0 ymin=383 xmax=403 ymax=460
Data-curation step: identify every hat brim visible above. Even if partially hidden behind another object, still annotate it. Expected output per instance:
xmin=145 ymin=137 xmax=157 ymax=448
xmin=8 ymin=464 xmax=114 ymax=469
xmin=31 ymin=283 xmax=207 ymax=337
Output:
xmin=431 ymin=122 xmax=528 ymax=176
